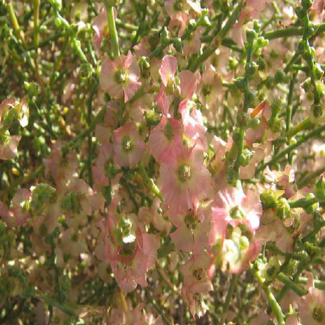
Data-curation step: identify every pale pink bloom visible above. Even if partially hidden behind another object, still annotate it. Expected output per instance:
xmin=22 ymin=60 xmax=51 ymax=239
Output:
xmin=138 ymin=198 xmax=171 ymax=233
xmin=250 ymin=312 xmax=273 ymax=325
xmin=178 ymin=100 xmax=207 ymax=150
xmin=113 ymin=122 xmax=145 ymax=168
xmin=221 ymin=228 xmax=262 ymax=273
xmin=165 ymin=0 xmax=201 ymax=34
xmin=100 ymin=51 xmax=141 ymax=103
xmin=297 ymin=273 xmax=325 ymax=325
xmin=133 ymin=36 xmax=151 ymax=56
xmin=256 ymin=219 xmax=294 ymax=253
xmin=11 ymin=188 xmax=31 ymax=225
xmin=213 ymin=187 xmax=262 ymax=235
xmin=60 ymin=178 xmax=94 ymax=228
xmin=160 ymin=146 xmax=213 ymax=215
xmin=310 ymin=0 xmax=325 ymax=23
xmin=0 ymin=134 xmax=21 ymax=161
xmin=180 ymin=252 xmax=213 ymax=294
xmin=102 ymin=202 xmax=159 ymax=292
xmin=183 ymin=28 xmax=202 ymax=56
xmin=286 ymin=315 xmax=301 ymax=325
xmin=179 ymin=70 xmax=197 ymax=100
xmin=43 ymin=141 xmax=78 ymax=190
xmin=210 ymin=136 xmax=233 ymax=191
xmin=197 ymin=68 xmax=223 ymax=110
xmin=148 ymin=116 xmax=183 ymax=163
xmin=160 ymin=55 xmax=178 ymax=88
xmin=0 ymin=201 xmax=15 ymax=228
xmin=170 ymin=208 xmax=211 ymax=253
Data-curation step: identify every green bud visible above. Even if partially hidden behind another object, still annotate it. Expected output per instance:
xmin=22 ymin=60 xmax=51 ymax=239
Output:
xmin=234 ymin=77 xmax=248 ymax=92
xmin=246 ymin=29 xmax=257 ymax=43
xmin=239 ymin=148 xmax=253 ymax=167
xmin=161 ymin=27 xmax=170 ymax=45
xmin=297 ymin=40 xmax=306 ymax=55
xmin=54 ymin=17 xmax=62 ymax=28
xmin=314 ymin=176 xmax=325 ymax=200
xmin=260 ymin=189 xmax=277 ymax=209
xmin=79 ymin=63 xmax=93 ymax=80
xmin=172 ymin=38 xmax=182 ymax=53
xmin=302 ymin=0 xmax=313 ymax=10
xmin=295 ymin=6 xmax=305 ymax=20
xmin=188 ymin=19 xmax=196 ymax=31
xmin=246 ymin=62 xmax=258 ymax=78
xmin=256 ymin=37 xmax=269 ymax=49
xmin=276 ymin=198 xmax=291 ymax=219
xmin=257 ymin=57 xmax=266 ymax=70
xmin=60 ymin=275 xmax=71 ymax=291
xmin=314 ymin=64 xmax=324 ymax=80
xmin=305 ymin=193 xmax=319 ymax=214
xmin=229 ymin=57 xmax=239 ymax=70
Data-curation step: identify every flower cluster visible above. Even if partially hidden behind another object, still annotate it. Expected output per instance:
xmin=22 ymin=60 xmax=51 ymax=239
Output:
xmin=2 ymin=0 xmax=325 ymax=324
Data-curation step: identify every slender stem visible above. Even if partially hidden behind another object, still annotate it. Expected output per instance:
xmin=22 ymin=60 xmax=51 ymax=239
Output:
xmin=8 ymin=2 xmax=26 ymax=47
xmin=276 ymin=273 xmax=308 ymax=296
xmin=189 ymin=2 xmax=243 ymax=72
xmin=286 ymin=117 xmax=312 ymax=138
xmin=263 ymin=23 xmax=325 ymax=40
xmin=288 ymin=196 xmax=317 ymax=208
xmin=298 ymin=277 xmax=325 ymax=290
xmin=105 ymin=1 xmax=120 ymax=59
xmin=145 ymin=289 xmax=172 ymax=325
xmin=254 ymin=270 xmax=285 ymax=325
xmin=298 ymin=167 xmax=325 ymax=187
xmin=257 ymin=124 xmax=325 ymax=173
xmin=33 ymin=0 xmax=40 ymax=49
xmin=219 ymin=275 xmax=237 ymax=325
xmin=138 ymin=162 xmax=164 ymax=201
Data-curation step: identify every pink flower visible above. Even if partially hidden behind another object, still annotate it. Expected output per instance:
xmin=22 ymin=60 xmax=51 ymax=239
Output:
xmin=180 ymin=252 xmax=213 ymax=294
xmin=178 ymin=100 xmax=207 ymax=150
xmin=181 ymin=251 xmax=213 ymax=318
xmin=113 ymin=122 xmax=145 ymax=168
xmin=212 ymin=187 xmax=262 ymax=235
xmin=297 ymin=273 xmax=325 ymax=325
xmin=160 ymin=146 xmax=213 ymax=215
xmin=197 ymin=68 xmax=223 ymax=110
xmin=100 ymin=198 xmax=159 ymax=292
xmin=100 ymin=51 xmax=141 ymax=103
xmin=170 ymin=207 xmax=210 ymax=253
xmin=148 ymin=116 xmax=183 ymax=163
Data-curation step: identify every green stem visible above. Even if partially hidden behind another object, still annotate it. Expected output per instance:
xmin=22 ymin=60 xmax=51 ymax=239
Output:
xmin=257 ymin=124 xmax=325 ymax=173
xmin=138 ymin=162 xmax=164 ymax=201
xmin=276 ymin=273 xmax=308 ymax=296
xmin=298 ymin=167 xmax=325 ymax=187
xmin=189 ymin=2 xmax=243 ymax=72
xmin=219 ymin=275 xmax=237 ymax=325
xmin=288 ymin=196 xmax=317 ymax=208
xmin=34 ymin=0 xmax=40 ymax=49
xmin=263 ymin=23 xmax=325 ymax=40
xmin=105 ymin=1 xmax=120 ymax=59
xmin=254 ymin=270 xmax=285 ymax=325
xmin=298 ymin=277 xmax=325 ymax=290
xmin=285 ymin=117 xmax=313 ymax=138
xmin=8 ymin=2 xmax=26 ymax=47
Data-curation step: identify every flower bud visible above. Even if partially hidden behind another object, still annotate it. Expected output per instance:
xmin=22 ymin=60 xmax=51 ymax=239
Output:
xmin=246 ymin=29 xmax=257 ymax=43
xmin=276 ymin=198 xmax=291 ymax=219
xmin=234 ymin=77 xmax=248 ymax=92
xmin=305 ymin=193 xmax=319 ymax=214
xmin=239 ymin=148 xmax=253 ymax=167
xmin=260 ymin=189 xmax=277 ymax=209
xmin=314 ymin=176 xmax=325 ymax=200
